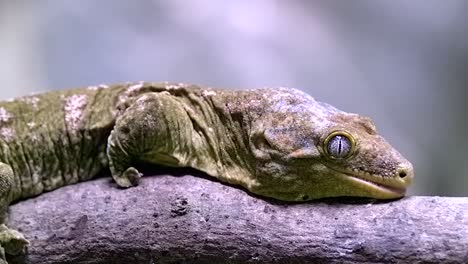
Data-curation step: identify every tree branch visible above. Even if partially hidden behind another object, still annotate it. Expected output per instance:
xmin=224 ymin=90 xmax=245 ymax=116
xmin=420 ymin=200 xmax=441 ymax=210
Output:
xmin=6 ymin=171 xmax=468 ymax=264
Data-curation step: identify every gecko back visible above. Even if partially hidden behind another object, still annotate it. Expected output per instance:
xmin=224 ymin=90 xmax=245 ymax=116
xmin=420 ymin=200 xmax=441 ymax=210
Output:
xmin=0 ymin=85 xmax=125 ymax=201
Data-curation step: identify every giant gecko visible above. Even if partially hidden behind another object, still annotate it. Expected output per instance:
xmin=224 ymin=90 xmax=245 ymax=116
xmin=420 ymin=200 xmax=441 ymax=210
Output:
xmin=0 ymin=82 xmax=413 ymax=262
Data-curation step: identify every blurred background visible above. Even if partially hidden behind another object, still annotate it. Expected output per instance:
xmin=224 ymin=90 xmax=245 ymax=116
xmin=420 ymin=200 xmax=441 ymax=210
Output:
xmin=0 ymin=0 xmax=466 ymax=196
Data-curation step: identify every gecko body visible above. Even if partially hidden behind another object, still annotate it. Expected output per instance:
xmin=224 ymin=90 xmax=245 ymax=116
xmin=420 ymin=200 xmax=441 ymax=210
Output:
xmin=0 ymin=82 xmax=413 ymax=261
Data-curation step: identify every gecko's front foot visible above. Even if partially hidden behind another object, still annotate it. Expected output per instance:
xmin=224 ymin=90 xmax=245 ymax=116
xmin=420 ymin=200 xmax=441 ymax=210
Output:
xmin=114 ymin=167 xmax=142 ymax=188
xmin=0 ymin=224 xmax=29 ymax=257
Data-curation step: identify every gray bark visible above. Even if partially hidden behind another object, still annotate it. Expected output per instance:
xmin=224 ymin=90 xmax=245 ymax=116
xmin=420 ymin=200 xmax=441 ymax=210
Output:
xmin=6 ymin=172 xmax=468 ymax=264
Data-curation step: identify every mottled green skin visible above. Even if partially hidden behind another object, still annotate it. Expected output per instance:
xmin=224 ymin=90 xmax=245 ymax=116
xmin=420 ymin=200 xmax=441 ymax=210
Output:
xmin=0 ymin=82 xmax=413 ymax=261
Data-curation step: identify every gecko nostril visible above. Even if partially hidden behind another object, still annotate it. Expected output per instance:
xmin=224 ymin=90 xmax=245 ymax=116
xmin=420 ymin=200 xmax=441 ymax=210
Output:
xmin=398 ymin=170 xmax=407 ymax=178
xmin=396 ymin=163 xmax=414 ymax=180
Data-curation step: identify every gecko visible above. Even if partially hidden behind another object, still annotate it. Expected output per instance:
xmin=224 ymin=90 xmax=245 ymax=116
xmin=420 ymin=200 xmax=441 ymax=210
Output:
xmin=0 ymin=82 xmax=413 ymax=261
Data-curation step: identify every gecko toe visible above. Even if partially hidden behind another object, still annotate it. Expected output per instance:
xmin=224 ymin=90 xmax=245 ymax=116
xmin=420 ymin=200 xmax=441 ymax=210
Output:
xmin=116 ymin=167 xmax=142 ymax=188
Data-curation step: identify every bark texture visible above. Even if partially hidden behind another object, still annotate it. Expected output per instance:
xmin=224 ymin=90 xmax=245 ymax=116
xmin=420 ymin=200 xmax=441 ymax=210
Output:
xmin=6 ymin=171 xmax=468 ymax=264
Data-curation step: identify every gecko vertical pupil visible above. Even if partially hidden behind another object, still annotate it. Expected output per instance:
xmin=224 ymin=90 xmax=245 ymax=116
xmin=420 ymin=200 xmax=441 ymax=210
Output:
xmin=327 ymin=135 xmax=352 ymax=159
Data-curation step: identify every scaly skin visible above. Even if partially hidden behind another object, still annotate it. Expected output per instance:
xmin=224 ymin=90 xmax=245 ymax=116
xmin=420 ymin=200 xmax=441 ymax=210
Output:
xmin=0 ymin=82 xmax=414 ymax=261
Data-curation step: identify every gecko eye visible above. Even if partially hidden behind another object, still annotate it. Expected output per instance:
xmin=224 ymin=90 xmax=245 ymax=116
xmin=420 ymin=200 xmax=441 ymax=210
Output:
xmin=324 ymin=131 xmax=355 ymax=159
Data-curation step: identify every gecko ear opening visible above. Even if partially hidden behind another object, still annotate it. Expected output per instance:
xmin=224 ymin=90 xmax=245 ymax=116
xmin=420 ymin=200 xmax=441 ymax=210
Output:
xmin=250 ymin=129 xmax=273 ymax=160
xmin=263 ymin=128 xmax=291 ymax=152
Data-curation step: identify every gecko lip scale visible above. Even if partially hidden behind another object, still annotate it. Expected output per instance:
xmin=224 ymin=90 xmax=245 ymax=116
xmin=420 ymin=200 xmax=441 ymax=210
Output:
xmin=328 ymin=167 xmax=407 ymax=196
xmin=343 ymin=173 xmax=407 ymax=196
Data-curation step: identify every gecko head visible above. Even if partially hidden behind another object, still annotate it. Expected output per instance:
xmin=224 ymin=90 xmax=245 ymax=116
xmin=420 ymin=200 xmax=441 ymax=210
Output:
xmin=248 ymin=90 xmax=413 ymax=201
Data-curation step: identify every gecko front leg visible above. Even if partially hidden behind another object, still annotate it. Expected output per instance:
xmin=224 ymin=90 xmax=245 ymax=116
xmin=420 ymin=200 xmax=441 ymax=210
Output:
xmin=107 ymin=92 xmax=201 ymax=188
xmin=0 ymin=163 xmax=28 ymax=262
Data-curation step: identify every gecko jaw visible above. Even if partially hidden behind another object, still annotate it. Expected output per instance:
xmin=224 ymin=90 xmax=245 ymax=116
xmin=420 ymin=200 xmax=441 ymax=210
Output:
xmin=343 ymin=172 xmax=407 ymax=197
xmin=328 ymin=167 xmax=407 ymax=198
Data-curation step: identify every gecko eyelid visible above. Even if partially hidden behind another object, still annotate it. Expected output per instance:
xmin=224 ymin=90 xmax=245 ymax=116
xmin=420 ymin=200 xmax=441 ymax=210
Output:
xmin=324 ymin=131 xmax=355 ymax=159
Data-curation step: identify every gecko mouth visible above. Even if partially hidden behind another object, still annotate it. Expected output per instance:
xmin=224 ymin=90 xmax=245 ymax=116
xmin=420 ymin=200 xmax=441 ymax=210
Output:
xmin=344 ymin=172 xmax=406 ymax=196
xmin=329 ymin=167 xmax=407 ymax=197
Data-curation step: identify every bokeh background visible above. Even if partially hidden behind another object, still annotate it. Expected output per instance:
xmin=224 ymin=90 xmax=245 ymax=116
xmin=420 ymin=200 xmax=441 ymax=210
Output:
xmin=1 ymin=1 xmax=467 ymax=196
